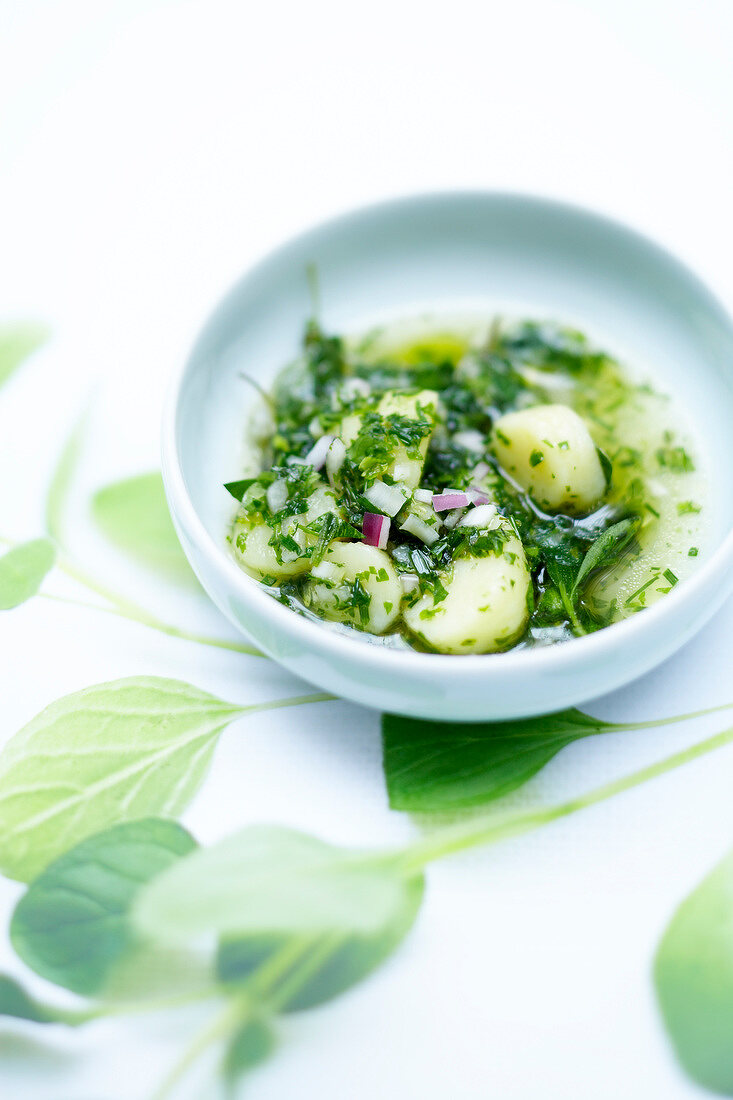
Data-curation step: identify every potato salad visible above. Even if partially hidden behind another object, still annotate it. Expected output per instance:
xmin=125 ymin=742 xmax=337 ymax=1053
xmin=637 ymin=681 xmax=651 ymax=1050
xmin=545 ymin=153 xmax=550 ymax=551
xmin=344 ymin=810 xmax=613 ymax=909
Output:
xmin=225 ymin=316 xmax=705 ymax=654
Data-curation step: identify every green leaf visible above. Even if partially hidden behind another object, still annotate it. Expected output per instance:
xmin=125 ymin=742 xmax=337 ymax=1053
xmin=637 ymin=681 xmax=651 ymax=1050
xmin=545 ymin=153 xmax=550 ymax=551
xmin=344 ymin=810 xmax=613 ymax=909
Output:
xmin=133 ymin=826 xmax=410 ymax=944
xmin=92 ymin=473 xmax=197 ymax=587
xmin=382 ymin=709 xmax=612 ymax=812
xmin=224 ymin=478 xmax=257 ymax=502
xmin=217 ymin=875 xmax=423 ymax=1012
xmin=0 ymin=973 xmax=86 ymax=1025
xmin=0 ymin=539 xmax=56 ymax=610
xmin=0 ymin=677 xmax=243 ymax=881
xmin=572 ymin=517 xmax=639 ymax=596
xmin=654 ymin=848 xmax=733 ymax=1094
xmin=0 ymin=323 xmax=49 ymax=391
xmin=222 ymin=1018 xmax=276 ymax=1088
xmin=11 ymin=819 xmax=196 ymax=996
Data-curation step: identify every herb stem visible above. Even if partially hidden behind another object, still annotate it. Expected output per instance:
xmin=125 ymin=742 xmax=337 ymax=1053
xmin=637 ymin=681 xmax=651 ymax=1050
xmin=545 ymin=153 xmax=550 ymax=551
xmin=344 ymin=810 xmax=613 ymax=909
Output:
xmin=150 ymin=994 xmax=249 ymax=1100
xmin=401 ymin=722 xmax=733 ymax=872
xmin=267 ymin=934 xmax=344 ymax=1012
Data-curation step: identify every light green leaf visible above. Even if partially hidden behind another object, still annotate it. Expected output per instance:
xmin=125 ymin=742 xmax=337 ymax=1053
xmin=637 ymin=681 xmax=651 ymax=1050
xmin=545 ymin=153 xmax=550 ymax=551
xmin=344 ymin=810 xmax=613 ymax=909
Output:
xmin=381 ymin=709 xmax=612 ymax=813
xmin=0 ymin=677 xmax=243 ymax=881
xmin=11 ymin=819 xmax=196 ymax=996
xmin=0 ymin=323 xmax=49 ymax=391
xmin=223 ymin=1018 xmax=276 ymax=1089
xmin=91 ymin=473 xmax=197 ymax=587
xmin=133 ymin=826 xmax=409 ymax=944
xmin=654 ymin=848 xmax=733 ymax=1094
xmin=0 ymin=539 xmax=56 ymax=610
xmin=572 ymin=517 xmax=639 ymax=595
xmin=216 ymin=875 xmax=424 ymax=1012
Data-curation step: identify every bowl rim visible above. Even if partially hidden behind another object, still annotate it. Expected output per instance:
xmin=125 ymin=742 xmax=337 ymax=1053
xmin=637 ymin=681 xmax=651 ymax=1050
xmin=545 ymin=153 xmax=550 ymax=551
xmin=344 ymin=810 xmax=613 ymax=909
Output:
xmin=162 ymin=188 xmax=733 ymax=676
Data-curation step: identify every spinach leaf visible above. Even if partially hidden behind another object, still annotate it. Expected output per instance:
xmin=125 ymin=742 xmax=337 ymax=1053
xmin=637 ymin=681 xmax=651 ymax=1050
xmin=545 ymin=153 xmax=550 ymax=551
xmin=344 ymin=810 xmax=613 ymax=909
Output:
xmin=382 ymin=710 xmax=614 ymax=812
xmin=654 ymin=848 xmax=733 ymax=1094
xmin=0 ymin=677 xmax=243 ymax=881
xmin=133 ymin=825 xmax=414 ymax=943
xmin=0 ymin=973 xmax=89 ymax=1025
xmin=11 ymin=819 xmax=196 ymax=996
xmin=222 ymin=1018 xmax=276 ymax=1089
xmin=216 ymin=875 xmax=423 ymax=1012
xmin=92 ymin=472 xmax=197 ymax=588
xmin=0 ymin=539 xmax=56 ymax=609
xmin=572 ymin=517 xmax=639 ymax=596
xmin=0 ymin=322 xmax=49 ymax=391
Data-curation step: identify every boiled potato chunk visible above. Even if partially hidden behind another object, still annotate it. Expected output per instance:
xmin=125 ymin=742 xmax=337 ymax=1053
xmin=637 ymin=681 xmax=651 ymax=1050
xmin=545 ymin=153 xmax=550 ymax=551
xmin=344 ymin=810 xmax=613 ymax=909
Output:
xmin=340 ymin=389 xmax=438 ymax=490
xmin=303 ymin=542 xmax=402 ymax=634
xmin=233 ymin=483 xmax=338 ymax=580
xmin=403 ymin=534 xmax=530 ymax=654
xmin=491 ymin=404 xmax=606 ymax=514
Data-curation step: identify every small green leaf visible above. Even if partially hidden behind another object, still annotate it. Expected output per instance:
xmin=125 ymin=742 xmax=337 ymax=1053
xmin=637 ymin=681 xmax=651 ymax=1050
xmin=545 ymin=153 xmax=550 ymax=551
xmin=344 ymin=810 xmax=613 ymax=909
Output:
xmin=224 ymin=478 xmax=257 ymax=502
xmin=0 ymin=677 xmax=242 ymax=881
xmin=654 ymin=848 xmax=733 ymax=1094
xmin=92 ymin=473 xmax=197 ymax=587
xmin=223 ymin=1018 xmax=276 ymax=1088
xmin=133 ymin=826 xmax=409 ymax=944
xmin=382 ymin=709 xmax=611 ymax=812
xmin=0 ymin=973 xmax=84 ymax=1025
xmin=0 ymin=323 xmax=49 ymax=391
xmin=572 ymin=517 xmax=640 ymax=596
xmin=11 ymin=819 xmax=196 ymax=996
xmin=217 ymin=876 xmax=423 ymax=1012
xmin=596 ymin=446 xmax=613 ymax=488
xmin=0 ymin=539 xmax=56 ymax=610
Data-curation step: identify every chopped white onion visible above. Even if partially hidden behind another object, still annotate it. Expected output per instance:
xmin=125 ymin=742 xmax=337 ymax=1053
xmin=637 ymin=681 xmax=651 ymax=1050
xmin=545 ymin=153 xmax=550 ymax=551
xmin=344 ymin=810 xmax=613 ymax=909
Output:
xmin=443 ymin=507 xmax=465 ymax=529
xmin=399 ymin=573 xmax=420 ymax=593
xmin=414 ymin=488 xmax=433 ymax=504
xmin=365 ymin=479 xmax=408 ymax=517
xmin=457 ymin=503 xmax=500 ymax=529
xmin=399 ymin=514 xmax=439 ymax=545
xmin=466 ymin=487 xmax=491 ymax=506
xmin=308 ymin=415 xmax=325 ymax=440
xmin=472 ymin=460 xmax=490 ymax=481
xmin=304 ymin=434 xmax=335 ymax=471
xmin=453 ymin=430 xmax=485 ymax=453
xmin=340 ymin=377 xmax=371 ymax=401
xmin=266 ymin=479 xmax=288 ymax=514
xmin=325 ymin=437 xmax=346 ymax=485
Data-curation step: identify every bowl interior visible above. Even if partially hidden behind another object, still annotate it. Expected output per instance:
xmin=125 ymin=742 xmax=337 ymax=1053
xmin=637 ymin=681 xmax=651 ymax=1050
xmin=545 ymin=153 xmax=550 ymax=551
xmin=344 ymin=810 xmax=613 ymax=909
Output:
xmin=173 ymin=193 xmax=733 ymax=667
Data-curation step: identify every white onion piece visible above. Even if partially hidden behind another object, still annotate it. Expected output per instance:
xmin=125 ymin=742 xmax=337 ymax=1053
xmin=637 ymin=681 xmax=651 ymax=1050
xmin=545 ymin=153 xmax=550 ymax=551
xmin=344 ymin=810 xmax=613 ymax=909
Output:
xmin=472 ymin=460 xmax=490 ymax=481
xmin=466 ymin=487 xmax=490 ymax=505
xmin=266 ymin=479 xmax=288 ymax=514
xmin=414 ymin=488 xmax=433 ymax=504
xmin=325 ymin=437 xmax=346 ymax=485
xmin=443 ymin=507 xmax=465 ymax=529
xmin=308 ymin=415 xmax=325 ymax=440
xmin=453 ymin=430 xmax=485 ymax=453
xmin=399 ymin=573 xmax=420 ymax=593
xmin=400 ymin=514 xmax=439 ymax=545
xmin=340 ymin=377 xmax=371 ymax=401
xmin=365 ymin=479 xmax=408 ymax=517
xmin=304 ymin=434 xmax=335 ymax=471
xmin=457 ymin=503 xmax=500 ymax=529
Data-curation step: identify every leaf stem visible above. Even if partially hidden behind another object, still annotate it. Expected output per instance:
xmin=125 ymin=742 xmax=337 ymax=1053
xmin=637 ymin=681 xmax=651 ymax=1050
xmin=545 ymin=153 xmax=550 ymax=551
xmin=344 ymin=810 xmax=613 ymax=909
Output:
xmin=400 ymin=722 xmax=733 ymax=872
xmin=150 ymin=994 xmax=249 ymax=1100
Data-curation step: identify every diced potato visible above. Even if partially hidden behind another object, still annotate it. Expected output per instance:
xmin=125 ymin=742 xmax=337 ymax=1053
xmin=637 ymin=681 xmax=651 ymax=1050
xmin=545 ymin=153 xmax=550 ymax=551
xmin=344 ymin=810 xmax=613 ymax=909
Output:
xmin=338 ymin=389 xmax=439 ymax=490
xmin=403 ymin=534 xmax=530 ymax=654
xmin=232 ymin=483 xmax=338 ymax=580
xmin=491 ymin=404 xmax=606 ymax=514
xmin=302 ymin=542 xmax=402 ymax=634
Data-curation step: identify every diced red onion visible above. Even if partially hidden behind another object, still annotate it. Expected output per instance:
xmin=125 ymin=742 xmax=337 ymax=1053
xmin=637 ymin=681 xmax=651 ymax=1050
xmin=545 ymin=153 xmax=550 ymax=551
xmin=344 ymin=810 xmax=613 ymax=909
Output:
xmin=363 ymin=512 xmax=390 ymax=549
xmin=466 ymin=486 xmax=490 ymax=506
xmin=400 ymin=514 xmax=439 ymax=545
xmin=304 ymin=434 xmax=335 ymax=471
xmin=433 ymin=490 xmax=471 ymax=512
xmin=414 ymin=488 xmax=433 ymax=504
xmin=399 ymin=573 xmax=420 ymax=593
xmin=325 ymin=437 xmax=346 ymax=485
xmin=266 ymin=479 xmax=288 ymax=514
xmin=458 ymin=503 xmax=499 ymax=528
xmin=365 ymin=479 xmax=408 ymax=517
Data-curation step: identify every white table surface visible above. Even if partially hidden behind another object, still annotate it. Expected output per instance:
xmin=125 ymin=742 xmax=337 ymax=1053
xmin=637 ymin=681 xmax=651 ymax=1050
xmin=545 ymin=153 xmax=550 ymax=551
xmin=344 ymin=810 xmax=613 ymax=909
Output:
xmin=1 ymin=2 xmax=732 ymax=1096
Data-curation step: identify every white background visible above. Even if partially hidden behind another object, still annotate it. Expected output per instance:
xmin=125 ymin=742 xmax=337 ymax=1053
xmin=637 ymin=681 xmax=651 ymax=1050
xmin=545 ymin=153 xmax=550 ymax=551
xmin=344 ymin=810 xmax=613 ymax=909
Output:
xmin=1 ymin=2 xmax=732 ymax=1097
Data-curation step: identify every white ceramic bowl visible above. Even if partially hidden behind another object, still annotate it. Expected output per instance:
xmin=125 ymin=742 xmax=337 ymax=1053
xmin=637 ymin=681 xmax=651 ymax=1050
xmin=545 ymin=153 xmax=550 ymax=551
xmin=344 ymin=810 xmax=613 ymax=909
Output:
xmin=162 ymin=192 xmax=733 ymax=720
